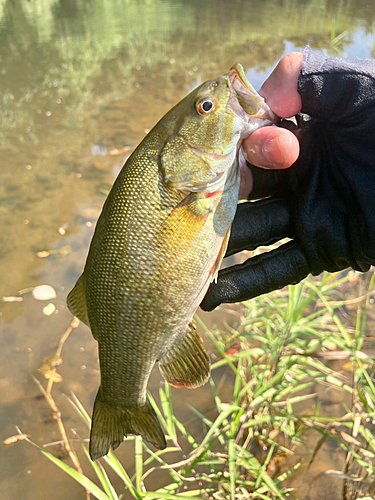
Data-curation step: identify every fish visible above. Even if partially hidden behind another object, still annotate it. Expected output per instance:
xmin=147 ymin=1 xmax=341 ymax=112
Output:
xmin=67 ymin=64 xmax=276 ymax=461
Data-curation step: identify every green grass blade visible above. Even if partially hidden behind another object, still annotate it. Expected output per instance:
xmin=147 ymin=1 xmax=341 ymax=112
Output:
xmin=198 ymin=406 xmax=238 ymax=449
xmin=254 ymin=444 xmax=275 ymax=490
xmin=103 ymin=450 xmax=142 ymax=499
xmin=233 ymin=357 xmax=242 ymax=407
xmin=145 ymin=493 xmax=207 ymax=500
xmin=258 ymin=470 xmax=285 ymax=499
xmin=228 ymin=437 xmax=236 ymax=500
xmin=30 ymin=439 xmax=110 ymax=500
xmin=143 ymin=445 xmax=183 ymax=488
xmin=172 ymin=416 xmax=197 ymax=449
xmin=195 ymin=315 xmax=241 ymax=376
xmin=135 ymin=436 xmax=143 ymax=493
xmin=148 ymin=391 xmax=169 ymax=435
xmin=66 ymin=392 xmax=92 ymax=428
xmin=160 ymin=383 xmax=177 ymax=441
xmin=80 ymin=441 xmax=119 ymax=500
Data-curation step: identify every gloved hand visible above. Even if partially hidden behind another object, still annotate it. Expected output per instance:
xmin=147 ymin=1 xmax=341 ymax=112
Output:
xmin=201 ymin=49 xmax=375 ymax=311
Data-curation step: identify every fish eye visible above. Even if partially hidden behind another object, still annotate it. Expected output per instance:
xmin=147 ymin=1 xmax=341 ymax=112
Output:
xmin=196 ymin=99 xmax=215 ymax=115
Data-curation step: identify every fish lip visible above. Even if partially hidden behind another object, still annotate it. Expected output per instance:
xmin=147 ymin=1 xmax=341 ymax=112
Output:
xmin=228 ymin=64 xmax=259 ymax=105
xmin=227 ymin=63 xmax=277 ymax=125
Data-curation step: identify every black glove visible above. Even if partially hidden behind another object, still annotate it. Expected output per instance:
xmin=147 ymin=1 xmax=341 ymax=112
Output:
xmin=201 ymin=51 xmax=375 ymax=311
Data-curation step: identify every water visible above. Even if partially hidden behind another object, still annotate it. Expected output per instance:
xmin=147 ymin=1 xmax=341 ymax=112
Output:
xmin=0 ymin=0 xmax=374 ymax=498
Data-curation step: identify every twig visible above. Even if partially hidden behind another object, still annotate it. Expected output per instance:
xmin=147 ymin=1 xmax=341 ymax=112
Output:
xmin=160 ymin=422 xmax=232 ymax=470
xmin=33 ymin=317 xmax=89 ymax=500
xmin=32 ymin=377 xmax=86 ymax=473
xmin=46 ymin=317 xmax=80 ymax=394
xmin=316 ymin=289 xmax=375 ymax=308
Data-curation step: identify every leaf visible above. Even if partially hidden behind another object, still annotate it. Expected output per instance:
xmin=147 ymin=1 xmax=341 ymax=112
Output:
xmin=3 ymin=434 xmax=30 ymax=444
xmin=43 ymin=370 xmax=63 ymax=382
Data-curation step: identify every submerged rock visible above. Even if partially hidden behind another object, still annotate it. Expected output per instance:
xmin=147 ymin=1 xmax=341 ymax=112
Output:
xmin=32 ymin=285 xmax=57 ymax=301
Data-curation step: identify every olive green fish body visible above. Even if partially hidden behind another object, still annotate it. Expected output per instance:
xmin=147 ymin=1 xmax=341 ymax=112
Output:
xmin=68 ymin=65 xmax=276 ymax=460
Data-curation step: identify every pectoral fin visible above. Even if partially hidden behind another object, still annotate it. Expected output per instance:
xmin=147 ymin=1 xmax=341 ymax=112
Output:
xmin=67 ymin=274 xmax=90 ymax=327
xmin=159 ymin=321 xmax=210 ymax=389
xmin=155 ymin=191 xmax=219 ymax=254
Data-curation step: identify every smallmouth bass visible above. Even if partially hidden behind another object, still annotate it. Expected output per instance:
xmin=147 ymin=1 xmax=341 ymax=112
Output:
xmin=67 ymin=64 xmax=275 ymax=460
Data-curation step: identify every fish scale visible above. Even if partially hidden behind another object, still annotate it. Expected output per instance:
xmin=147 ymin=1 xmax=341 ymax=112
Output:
xmin=67 ymin=64 xmax=276 ymax=460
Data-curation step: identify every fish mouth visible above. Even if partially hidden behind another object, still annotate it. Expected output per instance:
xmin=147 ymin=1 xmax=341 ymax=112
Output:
xmin=227 ymin=63 xmax=277 ymax=126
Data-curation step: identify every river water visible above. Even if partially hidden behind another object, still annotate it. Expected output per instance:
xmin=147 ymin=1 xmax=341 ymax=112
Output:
xmin=0 ymin=0 xmax=374 ymax=499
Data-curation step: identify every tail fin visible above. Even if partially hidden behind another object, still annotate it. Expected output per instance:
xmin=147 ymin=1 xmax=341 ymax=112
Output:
xmin=89 ymin=388 xmax=166 ymax=461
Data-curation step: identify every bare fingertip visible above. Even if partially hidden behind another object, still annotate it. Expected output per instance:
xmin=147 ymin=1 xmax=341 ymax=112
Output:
xmin=243 ymin=128 xmax=299 ymax=170
xmin=265 ymin=131 xmax=299 ymax=169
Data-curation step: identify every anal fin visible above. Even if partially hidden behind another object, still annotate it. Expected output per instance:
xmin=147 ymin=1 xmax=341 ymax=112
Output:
xmin=159 ymin=321 xmax=210 ymax=389
xmin=67 ymin=274 xmax=90 ymax=327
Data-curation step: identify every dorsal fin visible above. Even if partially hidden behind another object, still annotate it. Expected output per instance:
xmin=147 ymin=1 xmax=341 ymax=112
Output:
xmin=67 ymin=274 xmax=90 ymax=327
xmin=159 ymin=321 xmax=210 ymax=389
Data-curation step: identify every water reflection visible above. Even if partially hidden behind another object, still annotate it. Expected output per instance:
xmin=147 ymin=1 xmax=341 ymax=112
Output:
xmin=0 ymin=0 xmax=374 ymax=499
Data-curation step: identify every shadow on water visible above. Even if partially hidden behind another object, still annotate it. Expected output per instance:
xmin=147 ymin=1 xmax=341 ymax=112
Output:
xmin=0 ymin=0 xmax=375 ymax=498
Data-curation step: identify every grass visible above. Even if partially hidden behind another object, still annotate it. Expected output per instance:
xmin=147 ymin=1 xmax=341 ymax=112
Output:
xmin=18 ymin=270 xmax=375 ymax=499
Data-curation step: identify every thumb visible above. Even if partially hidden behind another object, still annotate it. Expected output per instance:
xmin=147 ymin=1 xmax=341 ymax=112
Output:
xmin=259 ymin=52 xmax=303 ymax=118
xmin=243 ymin=125 xmax=300 ymax=170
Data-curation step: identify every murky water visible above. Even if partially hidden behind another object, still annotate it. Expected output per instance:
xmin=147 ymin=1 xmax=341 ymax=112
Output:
xmin=1 ymin=0 xmax=374 ymax=498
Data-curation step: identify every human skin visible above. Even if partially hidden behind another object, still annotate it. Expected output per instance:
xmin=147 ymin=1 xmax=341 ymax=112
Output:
xmin=239 ymin=52 xmax=304 ymax=199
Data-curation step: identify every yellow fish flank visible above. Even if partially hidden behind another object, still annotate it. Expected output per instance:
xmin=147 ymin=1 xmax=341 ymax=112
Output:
xmin=67 ymin=64 xmax=275 ymax=461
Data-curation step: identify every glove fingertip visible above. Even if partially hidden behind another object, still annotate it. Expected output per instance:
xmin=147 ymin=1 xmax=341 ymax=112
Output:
xmin=200 ymin=292 xmax=220 ymax=312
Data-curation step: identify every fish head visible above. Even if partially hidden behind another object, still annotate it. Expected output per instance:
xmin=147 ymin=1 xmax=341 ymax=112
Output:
xmin=161 ymin=63 xmax=277 ymax=191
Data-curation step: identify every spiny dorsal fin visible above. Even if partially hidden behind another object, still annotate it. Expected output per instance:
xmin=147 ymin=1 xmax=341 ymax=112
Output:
xmin=159 ymin=321 xmax=210 ymax=389
xmin=67 ymin=274 xmax=90 ymax=327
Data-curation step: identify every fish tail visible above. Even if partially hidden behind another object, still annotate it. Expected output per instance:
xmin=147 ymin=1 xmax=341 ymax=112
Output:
xmin=89 ymin=388 xmax=166 ymax=461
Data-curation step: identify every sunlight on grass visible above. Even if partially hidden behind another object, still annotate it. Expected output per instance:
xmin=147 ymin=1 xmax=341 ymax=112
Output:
xmin=19 ymin=271 xmax=375 ymax=499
